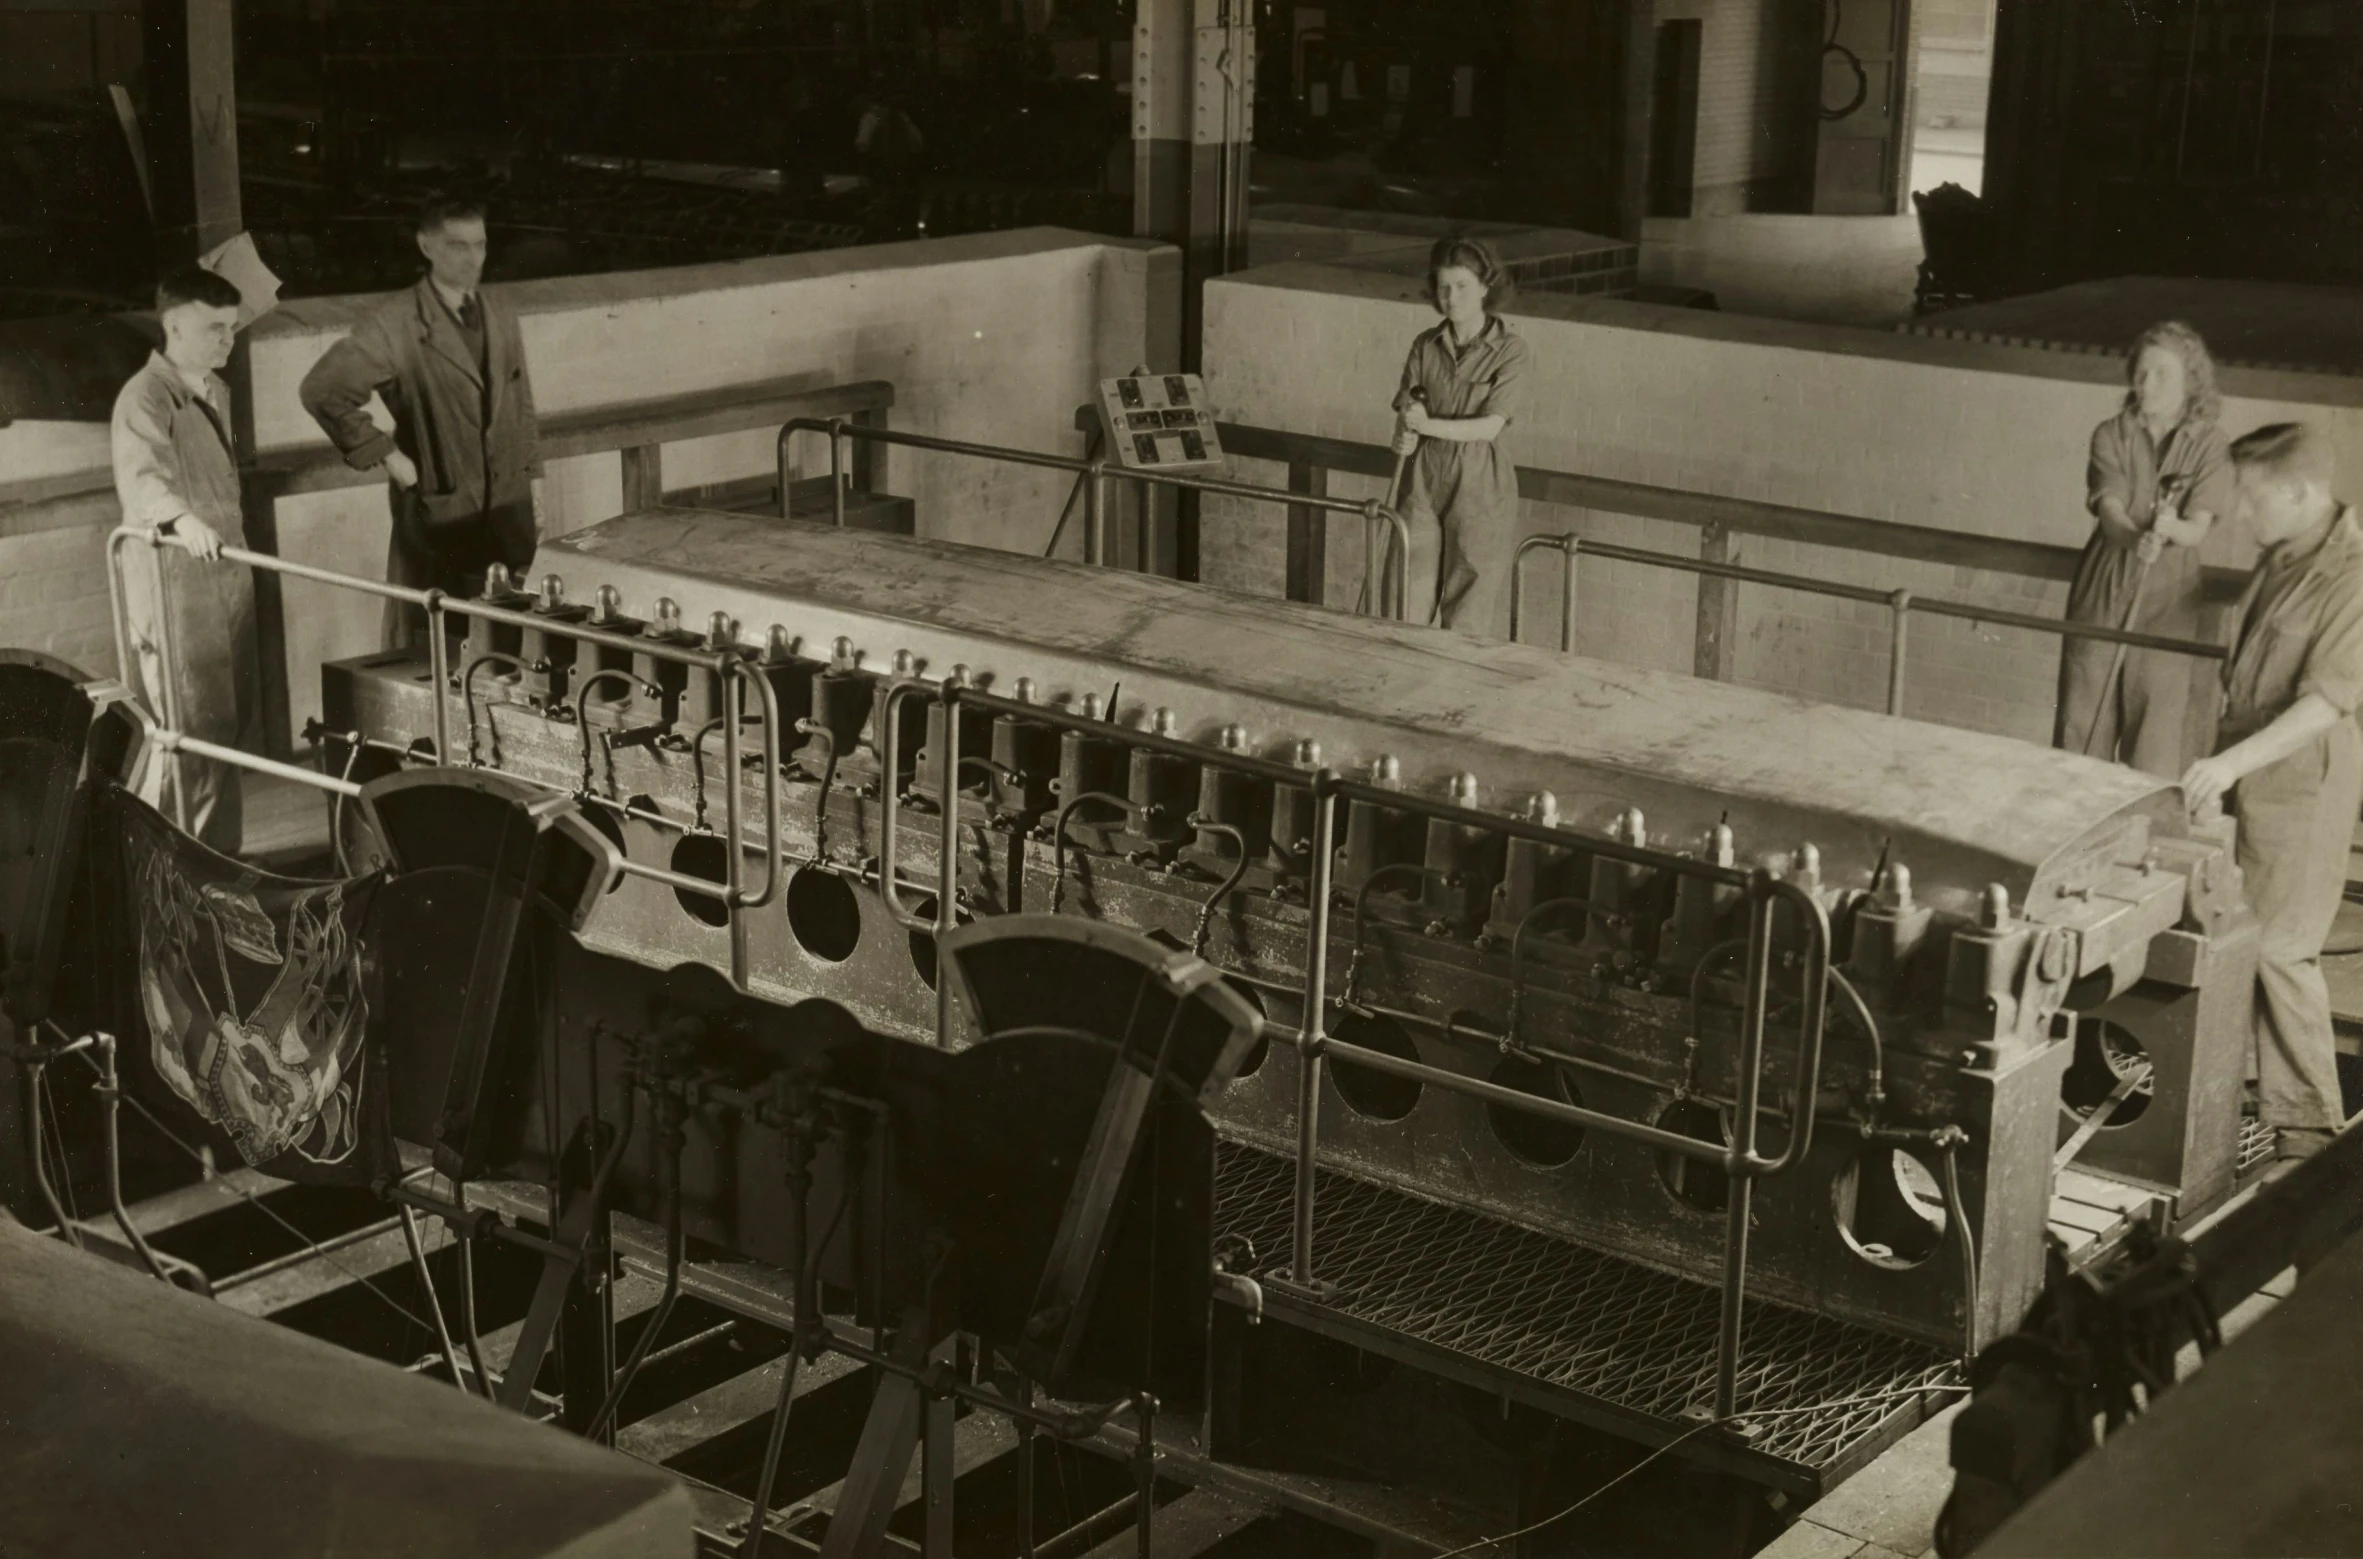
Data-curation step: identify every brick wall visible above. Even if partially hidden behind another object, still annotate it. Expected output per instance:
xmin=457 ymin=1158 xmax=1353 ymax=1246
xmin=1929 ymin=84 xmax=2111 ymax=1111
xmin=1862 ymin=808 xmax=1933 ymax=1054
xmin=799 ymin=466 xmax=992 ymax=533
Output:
xmin=1201 ymin=262 xmax=2363 ymax=745
xmin=1 ymin=229 xmax=1176 ymax=737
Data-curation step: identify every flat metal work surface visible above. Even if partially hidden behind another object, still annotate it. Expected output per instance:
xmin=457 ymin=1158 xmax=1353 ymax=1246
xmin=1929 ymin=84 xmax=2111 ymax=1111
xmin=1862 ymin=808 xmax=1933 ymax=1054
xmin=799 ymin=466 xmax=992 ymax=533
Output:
xmin=548 ymin=508 xmax=2176 ymax=918
xmin=1213 ymin=1144 xmax=1958 ymax=1490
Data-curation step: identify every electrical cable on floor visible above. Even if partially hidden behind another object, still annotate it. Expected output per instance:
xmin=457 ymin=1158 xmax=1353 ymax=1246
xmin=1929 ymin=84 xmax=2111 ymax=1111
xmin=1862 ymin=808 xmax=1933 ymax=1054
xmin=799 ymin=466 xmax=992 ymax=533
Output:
xmin=68 ymin=1045 xmax=440 ymax=1337
xmin=1428 ymin=1384 xmax=1970 ymax=1557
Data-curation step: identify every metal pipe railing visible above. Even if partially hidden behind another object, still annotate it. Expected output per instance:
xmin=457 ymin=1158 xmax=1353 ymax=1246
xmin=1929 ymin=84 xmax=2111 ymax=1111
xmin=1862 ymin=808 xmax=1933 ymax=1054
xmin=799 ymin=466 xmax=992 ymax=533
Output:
xmin=117 ymin=524 xmax=1843 ymax=1425
xmin=105 ymin=525 xmax=786 ymax=980
xmin=867 ymin=677 xmax=1834 ymax=1420
xmin=1510 ymin=530 xmax=2226 ymax=719
xmin=777 ymin=417 xmax=1412 ymax=620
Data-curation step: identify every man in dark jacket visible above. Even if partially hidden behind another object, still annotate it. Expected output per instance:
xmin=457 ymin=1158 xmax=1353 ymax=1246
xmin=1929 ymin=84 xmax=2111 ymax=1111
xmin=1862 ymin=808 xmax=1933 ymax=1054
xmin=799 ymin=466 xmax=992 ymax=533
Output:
xmin=299 ymin=193 xmax=542 ymax=646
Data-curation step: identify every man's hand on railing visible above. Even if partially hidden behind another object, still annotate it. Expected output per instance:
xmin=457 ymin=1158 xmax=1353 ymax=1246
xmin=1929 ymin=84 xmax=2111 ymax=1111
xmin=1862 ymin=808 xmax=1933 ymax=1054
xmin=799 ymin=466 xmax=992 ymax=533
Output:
xmin=172 ymin=516 xmax=227 ymax=562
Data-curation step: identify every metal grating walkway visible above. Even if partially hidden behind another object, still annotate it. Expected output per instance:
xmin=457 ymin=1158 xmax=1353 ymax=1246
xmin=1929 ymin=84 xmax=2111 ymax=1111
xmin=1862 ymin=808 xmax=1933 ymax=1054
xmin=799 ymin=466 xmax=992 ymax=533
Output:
xmin=1213 ymin=1145 xmax=1960 ymax=1473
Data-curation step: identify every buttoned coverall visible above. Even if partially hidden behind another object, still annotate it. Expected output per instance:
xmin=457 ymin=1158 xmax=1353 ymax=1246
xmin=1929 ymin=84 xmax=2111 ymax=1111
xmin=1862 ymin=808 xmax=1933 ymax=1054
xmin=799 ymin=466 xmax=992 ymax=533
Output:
xmin=2220 ymin=506 xmax=2363 ymax=1132
xmin=298 ymin=279 xmax=542 ymax=647
xmin=2056 ymin=406 xmax=2234 ymax=777
xmin=110 ymin=352 xmax=259 ymax=855
xmin=1392 ymin=316 xmax=1529 ymax=641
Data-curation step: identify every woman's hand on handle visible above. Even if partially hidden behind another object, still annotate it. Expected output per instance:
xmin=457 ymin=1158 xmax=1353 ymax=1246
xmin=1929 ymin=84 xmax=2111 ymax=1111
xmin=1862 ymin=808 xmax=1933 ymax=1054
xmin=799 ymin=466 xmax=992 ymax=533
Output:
xmin=1391 ymin=424 xmax=1420 ymax=457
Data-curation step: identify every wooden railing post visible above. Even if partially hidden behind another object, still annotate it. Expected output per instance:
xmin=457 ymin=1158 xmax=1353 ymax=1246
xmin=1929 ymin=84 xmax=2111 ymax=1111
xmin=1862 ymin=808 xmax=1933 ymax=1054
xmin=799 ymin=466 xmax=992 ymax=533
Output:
xmin=1694 ymin=520 xmax=1739 ymax=681
xmin=619 ymin=443 xmax=664 ymax=512
xmin=851 ymin=405 xmax=888 ymax=497
xmin=1286 ymin=461 xmax=1330 ymax=606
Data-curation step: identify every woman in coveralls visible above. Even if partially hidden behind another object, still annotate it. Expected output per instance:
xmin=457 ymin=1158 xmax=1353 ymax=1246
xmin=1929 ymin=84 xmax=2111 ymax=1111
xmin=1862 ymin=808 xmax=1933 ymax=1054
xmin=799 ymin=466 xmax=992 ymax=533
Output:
xmin=1390 ymin=235 xmax=1529 ymax=639
xmin=2056 ymin=321 xmax=2234 ymax=775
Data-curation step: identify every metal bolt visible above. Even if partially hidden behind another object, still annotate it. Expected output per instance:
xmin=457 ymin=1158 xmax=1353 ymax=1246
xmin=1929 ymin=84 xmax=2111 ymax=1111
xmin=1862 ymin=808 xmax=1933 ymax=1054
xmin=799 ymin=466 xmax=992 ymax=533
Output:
xmin=1885 ymin=863 xmax=1914 ymax=910
xmin=1981 ymin=883 xmax=2011 ymax=929
xmin=1796 ymin=841 xmax=1820 ymax=878
xmin=831 ymin=635 xmax=856 ymax=669
xmin=766 ymin=624 xmax=794 ymax=660
xmin=486 ymin=562 xmax=514 ymax=596
xmin=1152 ymin=706 xmax=1176 ymax=737
xmin=655 ymin=597 xmax=681 ymax=634
xmin=1293 ymin=738 xmax=1321 ymax=768
xmin=1372 ymin=753 xmax=1400 ymax=785
xmin=594 ymin=584 xmax=622 ymax=621
xmin=1711 ymin=821 xmax=1735 ymax=868
xmin=1219 ymin=723 xmax=1247 ymax=752
xmin=891 ymin=649 xmax=915 ymax=677
xmin=1014 ymin=676 xmax=1036 ymax=704
xmin=537 ymin=573 xmax=565 ymax=609
xmin=1449 ymin=772 xmax=1478 ymax=806
xmin=706 ymin=609 xmax=734 ymax=649
xmin=1080 ymin=692 xmax=1103 ymax=720
xmin=948 ymin=662 xmax=972 ymax=688
xmin=1530 ymin=790 xmax=1559 ymax=827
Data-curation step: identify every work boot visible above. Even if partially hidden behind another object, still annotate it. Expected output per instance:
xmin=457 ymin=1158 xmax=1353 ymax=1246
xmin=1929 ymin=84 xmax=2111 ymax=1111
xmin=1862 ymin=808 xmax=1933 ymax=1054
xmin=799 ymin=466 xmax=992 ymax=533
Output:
xmin=2276 ymin=1126 xmax=2334 ymax=1160
xmin=2261 ymin=1126 xmax=2335 ymax=1181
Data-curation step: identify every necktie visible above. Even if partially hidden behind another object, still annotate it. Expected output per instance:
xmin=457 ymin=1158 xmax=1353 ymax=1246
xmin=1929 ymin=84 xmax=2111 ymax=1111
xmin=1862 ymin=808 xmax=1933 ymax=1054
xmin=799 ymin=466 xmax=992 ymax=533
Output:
xmin=458 ymin=294 xmax=480 ymax=332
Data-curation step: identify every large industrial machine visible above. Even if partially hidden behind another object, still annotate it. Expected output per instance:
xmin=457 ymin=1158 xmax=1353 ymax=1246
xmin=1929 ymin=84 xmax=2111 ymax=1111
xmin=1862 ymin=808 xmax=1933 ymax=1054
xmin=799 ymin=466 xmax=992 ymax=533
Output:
xmin=3 ymin=502 xmax=2269 ymax=1555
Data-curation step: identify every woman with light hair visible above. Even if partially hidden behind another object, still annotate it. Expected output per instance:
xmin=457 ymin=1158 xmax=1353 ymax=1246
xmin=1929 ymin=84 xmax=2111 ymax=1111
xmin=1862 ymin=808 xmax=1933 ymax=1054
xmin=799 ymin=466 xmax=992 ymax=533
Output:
xmin=2057 ymin=320 xmax=2235 ymax=775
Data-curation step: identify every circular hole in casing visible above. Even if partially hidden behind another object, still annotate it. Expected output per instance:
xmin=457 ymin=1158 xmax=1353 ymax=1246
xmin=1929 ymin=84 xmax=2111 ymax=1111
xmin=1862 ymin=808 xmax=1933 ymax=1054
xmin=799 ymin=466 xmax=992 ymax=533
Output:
xmin=1655 ymin=1100 xmax=1731 ymax=1214
xmin=2059 ymin=1019 xmax=2153 ymax=1127
xmin=1831 ymin=1144 xmax=1950 ymax=1270
xmin=1328 ymin=1010 xmax=1422 ymax=1122
xmin=1486 ymin=1055 xmax=1586 ymax=1169
xmin=904 ymin=896 xmax=973 ymax=990
xmin=669 ymin=833 xmax=730 ymax=928
xmin=580 ymin=802 xmax=627 ymax=894
xmin=787 ymin=868 xmax=863 ymax=963
xmin=1228 ymin=981 xmax=1271 ymax=1082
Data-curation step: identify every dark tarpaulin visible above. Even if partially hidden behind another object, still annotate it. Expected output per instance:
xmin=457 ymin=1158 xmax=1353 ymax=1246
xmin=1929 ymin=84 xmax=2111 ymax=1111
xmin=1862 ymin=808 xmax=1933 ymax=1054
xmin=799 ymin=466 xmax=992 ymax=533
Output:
xmin=101 ymin=786 xmax=395 ymax=1188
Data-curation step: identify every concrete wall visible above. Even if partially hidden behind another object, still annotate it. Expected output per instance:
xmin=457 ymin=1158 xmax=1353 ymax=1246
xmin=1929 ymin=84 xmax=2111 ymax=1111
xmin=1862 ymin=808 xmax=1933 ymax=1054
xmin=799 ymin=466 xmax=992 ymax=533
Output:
xmin=1 ymin=228 xmax=1175 ymax=739
xmin=1199 ymin=262 xmax=2363 ymax=746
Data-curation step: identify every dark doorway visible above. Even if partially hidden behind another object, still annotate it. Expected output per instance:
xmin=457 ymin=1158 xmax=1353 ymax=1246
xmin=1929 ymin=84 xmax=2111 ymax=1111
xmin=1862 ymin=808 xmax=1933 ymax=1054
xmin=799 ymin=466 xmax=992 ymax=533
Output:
xmin=1649 ymin=19 xmax=1703 ymax=218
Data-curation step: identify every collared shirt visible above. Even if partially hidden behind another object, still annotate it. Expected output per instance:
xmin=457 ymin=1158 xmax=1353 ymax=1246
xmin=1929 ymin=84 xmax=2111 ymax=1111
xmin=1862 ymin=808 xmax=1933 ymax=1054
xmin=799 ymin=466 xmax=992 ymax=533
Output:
xmin=110 ymin=351 xmax=243 ymax=538
xmin=1393 ymin=314 xmax=1528 ymax=427
xmin=430 ymin=276 xmax=490 ymax=411
xmin=2074 ymin=405 xmax=2235 ymax=635
xmin=430 ymin=276 xmax=480 ymax=330
xmin=2222 ymin=505 xmax=2363 ymax=737
xmin=1391 ymin=314 xmax=1528 ymax=530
